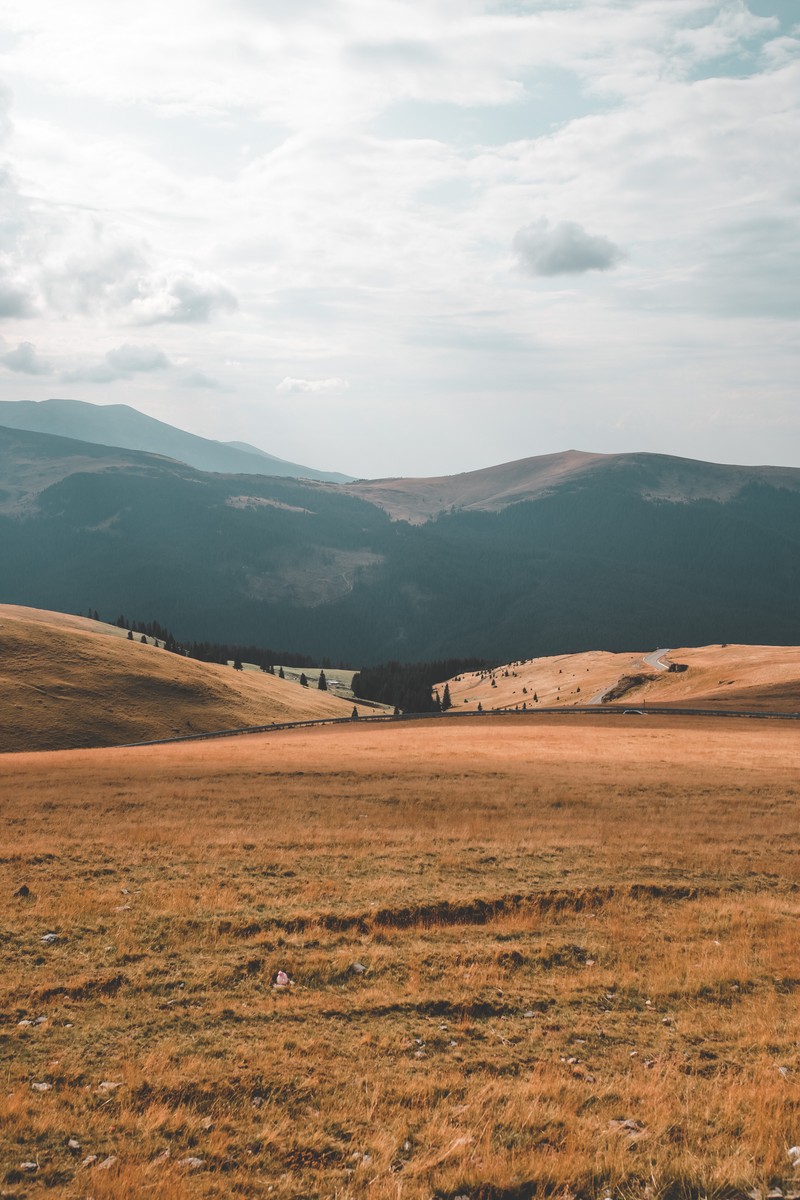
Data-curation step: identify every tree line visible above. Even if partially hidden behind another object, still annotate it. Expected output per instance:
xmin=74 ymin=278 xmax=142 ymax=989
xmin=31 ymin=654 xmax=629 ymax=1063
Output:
xmin=351 ymin=657 xmax=490 ymax=713
xmin=82 ymin=610 xmax=349 ymax=671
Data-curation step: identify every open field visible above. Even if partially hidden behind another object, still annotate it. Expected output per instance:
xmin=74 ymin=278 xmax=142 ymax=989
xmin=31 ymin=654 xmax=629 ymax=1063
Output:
xmin=0 ymin=606 xmax=370 ymax=753
xmin=1 ymin=715 xmax=799 ymax=1198
xmin=441 ymin=645 xmax=800 ymax=714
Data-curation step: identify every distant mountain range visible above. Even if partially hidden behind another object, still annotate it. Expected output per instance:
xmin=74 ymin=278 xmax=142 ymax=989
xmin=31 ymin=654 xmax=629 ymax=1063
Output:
xmin=0 ymin=399 xmax=351 ymax=482
xmin=1 ymin=419 xmax=798 ymax=664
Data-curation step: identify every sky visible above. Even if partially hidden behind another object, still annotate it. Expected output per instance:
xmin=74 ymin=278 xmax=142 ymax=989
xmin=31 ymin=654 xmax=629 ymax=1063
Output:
xmin=0 ymin=0 xmax=798 ymax=478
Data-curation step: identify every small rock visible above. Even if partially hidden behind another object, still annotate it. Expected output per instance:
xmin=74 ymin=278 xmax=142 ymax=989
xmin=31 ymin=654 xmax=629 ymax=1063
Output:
xmin=523 ymin=1010 xmax=536 ymax=1018
xmin=350 ymin=961 xmax=367 ymax=974
xmin=179 ymin=1157 xmax=205 ymax=1170
xmin=662 ymin=1017 xmax=673 ymax=1026
xmin=97 ymin=1155 xmax=117 ymax=1170
xmin=414 ymin=1050 xmax=427 ymax=1059
xmin=18 ymin=1019 xmax=32 ymax=1027
xmin=789 ymin=1145 xmax=800 ymax=1167
xmin=585 ymin=958 xmax=596 ymax=966
xmin=68 ymin=1139 xmax=81 ymax=1151
xmin=200 ymin=1117 xmax=214 ymax=1131
xmin=113 ymin=904 xmax=131 ymax=912
xmin=34 ymin=1016 xmax=47 ymax=1026
xmin=778 ymin=1066 xmax=791 ymax=1079
xmin=98 ymin=1080 xmax=123 ymax=1093
xmin=120 ymin=887 xmax=130 ymax=895
xmin=40 ymin=932 xmax=58 ymax=945
xmin=273 ymin=970 xmax=292 ymax=988
xmin=31 ymin=1081 xmax=52 ymax=1092
xmin=82 ymin=1155 xmax=98 ymax=1167
xmin=20 ymin=1162 xmax=38 ymax=1172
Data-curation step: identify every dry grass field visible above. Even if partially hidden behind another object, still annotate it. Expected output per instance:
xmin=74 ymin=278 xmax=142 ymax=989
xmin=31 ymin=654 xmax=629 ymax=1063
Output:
xmin=1 ymin=715 xmax=799 ymax=1199
xmin=442 ymin=646 xmax=800 ymax=714
xmin=0 ymin=606 xmax=370 ymax=752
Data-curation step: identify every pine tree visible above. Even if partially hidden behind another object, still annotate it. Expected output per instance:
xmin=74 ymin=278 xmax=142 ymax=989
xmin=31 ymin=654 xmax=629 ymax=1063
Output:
xmin=351 ymin=706 xmax=359 ymax=720
xmin=233 ymin=659 xmax=243 ymax=671
xmin=279 ymin=666 xmax=285 ymax=679
xmin=318 ymin=670 xmax=328 ymax=691
xmin=299 ymin=672 xmax=308 ymax=687
xmin=441 ymin=683 xmax=452 ymax=711
xmin=127 ymin=630 xmax=133 ymax=640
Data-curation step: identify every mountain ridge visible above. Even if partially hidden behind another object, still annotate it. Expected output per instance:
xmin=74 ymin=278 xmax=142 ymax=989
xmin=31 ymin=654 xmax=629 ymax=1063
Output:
xmin=343 ymin=448 xmax=800 ymax=522
xmin=0 ymin=398 xmax=351 ymax=483
xmin=1 ymin=422 xmax=798 ymax=663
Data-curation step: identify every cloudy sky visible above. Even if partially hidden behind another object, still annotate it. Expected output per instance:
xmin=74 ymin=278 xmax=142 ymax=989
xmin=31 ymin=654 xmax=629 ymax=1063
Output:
xmin=0 ymin=0 xmax=797 ymax=477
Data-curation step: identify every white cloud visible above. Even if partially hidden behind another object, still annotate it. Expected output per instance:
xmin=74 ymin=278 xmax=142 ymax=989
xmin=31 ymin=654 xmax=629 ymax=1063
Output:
xmin=1 ymin=341 xmax=52 ymax=375
xmin=131 ymin=273 xmax=239 ymax=325
xmin=62 ymin=343 xmax=171 ymax=383
xmin=276 ymin=376 xmax=350 ymax=393
xmin=514 ymin=219 xmax=624 ymax=276
xmin=105 ymin=343 xmax=171 ymax=372
xmin=0 ymin=1 xmax=796 ymax=472
xmin=0 ymin=280 xmax=35 ymax=319
xmin=183 ymin=370 xmax=225 ymax=389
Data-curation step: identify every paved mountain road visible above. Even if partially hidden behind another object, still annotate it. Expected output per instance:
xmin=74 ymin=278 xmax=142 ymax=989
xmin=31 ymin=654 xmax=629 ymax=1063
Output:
xmin=588 ymin=648 xmax=672 ymax=705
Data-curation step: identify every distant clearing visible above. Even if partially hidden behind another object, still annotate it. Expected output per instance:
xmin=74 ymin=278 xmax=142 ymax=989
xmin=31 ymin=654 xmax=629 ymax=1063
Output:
xmin=1 ymin=716 xmax=798 ymax=1197
xmin=442 ymin=644 xmax=800 ymax=714
xmin=0 ymin=605 xmax=368 ymax=752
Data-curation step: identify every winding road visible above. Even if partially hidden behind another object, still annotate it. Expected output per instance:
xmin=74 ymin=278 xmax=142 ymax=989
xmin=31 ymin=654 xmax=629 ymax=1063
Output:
xmin=588 ymin=647 xmax=672 ymax=705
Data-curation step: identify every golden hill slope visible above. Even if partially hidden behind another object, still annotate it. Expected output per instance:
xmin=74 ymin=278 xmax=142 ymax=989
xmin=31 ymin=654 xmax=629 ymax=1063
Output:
xmin=440 ymin=644 xmax=800 ymax=714
xmin=0 ymin=605 xmax=367 ymax=752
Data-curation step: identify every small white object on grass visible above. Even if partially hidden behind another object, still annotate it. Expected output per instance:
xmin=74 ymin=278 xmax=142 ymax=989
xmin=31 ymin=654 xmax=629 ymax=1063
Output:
xmin=40 ymin=933 xmax=58 ymax=945
xmin=97 ymin=1156 xmax=117 ymax=1170
xmin=788 ymin=1145 xmax=800 ymax=1166
xmin=273 ymin=970 xmax=292 ymax=988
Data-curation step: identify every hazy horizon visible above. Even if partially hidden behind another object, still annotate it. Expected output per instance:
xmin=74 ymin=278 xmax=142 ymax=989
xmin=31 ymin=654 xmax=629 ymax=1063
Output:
xmin=0 ymin=0 xmax=797 ymax=477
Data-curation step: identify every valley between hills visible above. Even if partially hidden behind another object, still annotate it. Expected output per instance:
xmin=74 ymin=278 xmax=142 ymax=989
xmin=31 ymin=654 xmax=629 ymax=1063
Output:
xmin=1 ymin=403 xmax=799 ymax=1199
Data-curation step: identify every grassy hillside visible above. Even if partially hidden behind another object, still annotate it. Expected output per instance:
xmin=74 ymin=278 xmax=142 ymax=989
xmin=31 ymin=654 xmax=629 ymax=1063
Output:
xmin=439 ymin=644 xmax=800 ymax=713
xmin=1 ymin=717 xmax=798 ymax=1196
xmin=0 ymin=606 xmax=368 ymax=752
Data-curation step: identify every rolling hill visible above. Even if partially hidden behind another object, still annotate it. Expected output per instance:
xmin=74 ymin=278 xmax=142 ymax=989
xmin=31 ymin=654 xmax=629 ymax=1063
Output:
xmin=438 ymin=644 xmax=800 ymax=714
xmin=0 ymin=605 xmax=369 ymax=752
xmin=343 ymin=448 xmax=800 ymax=521
xmin=1 ymin=423 xmax=799 ymax=663
xmin=0 ymin=399 xmax=351 ymax=482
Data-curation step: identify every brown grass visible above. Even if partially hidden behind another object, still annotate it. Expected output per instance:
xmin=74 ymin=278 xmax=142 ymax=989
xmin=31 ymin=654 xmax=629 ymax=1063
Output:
xmin=0 ymin=606 xmax=369 ymax=752
xmin=1 ymin=715 xmax=799 ymax=1198
xmin=442 ymin=645 xmax=800 ymax=714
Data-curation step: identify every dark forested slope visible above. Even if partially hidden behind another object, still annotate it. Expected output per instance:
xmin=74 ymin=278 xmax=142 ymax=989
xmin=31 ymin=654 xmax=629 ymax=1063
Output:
xmin=1 ymin=425 xmax=798 ymax=663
